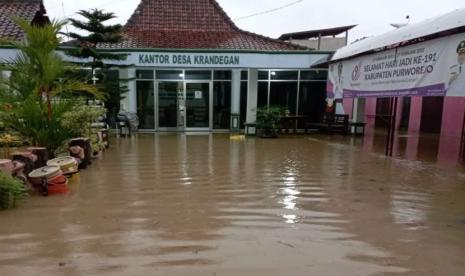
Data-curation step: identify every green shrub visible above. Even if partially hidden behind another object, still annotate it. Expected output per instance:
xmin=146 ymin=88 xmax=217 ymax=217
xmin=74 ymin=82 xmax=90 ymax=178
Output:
xmin=0 ymin=172 xmax=28 ymax=210
xmin=256 ymin=106 xmax=285 ymax=138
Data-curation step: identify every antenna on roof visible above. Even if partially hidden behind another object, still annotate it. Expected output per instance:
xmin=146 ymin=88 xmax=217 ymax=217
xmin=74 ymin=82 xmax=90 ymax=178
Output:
xmin=390 ymin=15 xmax=410 ymax=29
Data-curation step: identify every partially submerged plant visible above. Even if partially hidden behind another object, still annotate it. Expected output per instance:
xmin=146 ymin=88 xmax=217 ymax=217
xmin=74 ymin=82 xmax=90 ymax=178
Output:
xmin=256 ymin=106 xmax=285 ymax=138
xmin=0 ymin=172 xmax=28 ymax=210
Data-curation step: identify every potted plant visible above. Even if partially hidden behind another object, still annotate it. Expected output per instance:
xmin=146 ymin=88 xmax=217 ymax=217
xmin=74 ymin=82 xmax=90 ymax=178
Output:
xmin=256 ymin=106 xmax=285 ymax=138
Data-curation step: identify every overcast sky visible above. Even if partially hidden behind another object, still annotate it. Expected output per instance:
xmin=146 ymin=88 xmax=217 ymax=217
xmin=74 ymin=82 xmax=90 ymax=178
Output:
xmin=44 ymin=0 xmax=465 ymax=42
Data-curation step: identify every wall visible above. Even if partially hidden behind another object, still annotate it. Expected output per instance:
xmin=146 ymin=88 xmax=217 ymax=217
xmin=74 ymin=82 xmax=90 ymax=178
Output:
xmin=288 ymin=37 xmax=347 ymax=51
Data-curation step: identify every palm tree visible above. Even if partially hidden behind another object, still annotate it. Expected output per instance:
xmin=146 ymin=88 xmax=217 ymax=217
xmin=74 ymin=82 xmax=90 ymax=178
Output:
xmin=0 ymin=18 xmax=104 ymax=155
xmin=1 ymin=18 xmax=103 ymax=119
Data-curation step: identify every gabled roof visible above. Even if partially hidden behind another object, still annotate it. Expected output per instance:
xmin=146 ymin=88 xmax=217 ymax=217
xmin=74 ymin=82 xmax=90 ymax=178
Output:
xmin=279 ymin=25 xmax=357 ymax=41
xmin=0 ymin=0 xmax=49 ymax=40
xmin=101 ymin=0 xmax=306 ymax=51
xmin=332 ymin=7 xmax=465 ymax=61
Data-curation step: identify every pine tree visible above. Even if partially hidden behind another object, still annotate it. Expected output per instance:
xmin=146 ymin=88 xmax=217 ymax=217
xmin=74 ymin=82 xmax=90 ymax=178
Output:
xmin=66 ymin=9 xmax=126 ymax=71
xmin=65 ymin=9 xmax=128 ymax=127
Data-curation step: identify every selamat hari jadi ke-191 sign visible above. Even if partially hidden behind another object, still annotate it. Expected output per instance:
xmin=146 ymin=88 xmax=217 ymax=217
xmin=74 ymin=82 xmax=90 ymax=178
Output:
xmin=327 ymin=33 xmax=465 ymax=98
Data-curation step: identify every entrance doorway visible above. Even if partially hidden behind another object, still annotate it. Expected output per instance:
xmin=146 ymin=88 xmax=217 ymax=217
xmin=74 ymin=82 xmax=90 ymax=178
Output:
xmin=158 ymin=81 xmax=184 ymax=130
xmin=136 ymin=81 xmax=155 ymax=130
xmin=185 ymin=82 xmax=211 ymax=129
xmin=420 ymin=96 xmax=444 ymax=133
xmin=155 ymin=81 xmax=212 ymax=131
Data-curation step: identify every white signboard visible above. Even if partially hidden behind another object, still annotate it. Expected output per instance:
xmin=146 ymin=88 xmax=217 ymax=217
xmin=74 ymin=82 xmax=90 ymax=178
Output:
xmin=129 ymin=52 xmax=329 ymax=69
xmin=1 ymin=47 xmax=329 ymax=69
xmin=328 ymin=33 xmax=465 ymax=98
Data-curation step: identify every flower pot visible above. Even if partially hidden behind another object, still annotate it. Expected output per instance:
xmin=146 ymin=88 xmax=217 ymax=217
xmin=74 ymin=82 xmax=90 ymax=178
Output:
xmin=258 ymin=128 xmax=278 ymax=139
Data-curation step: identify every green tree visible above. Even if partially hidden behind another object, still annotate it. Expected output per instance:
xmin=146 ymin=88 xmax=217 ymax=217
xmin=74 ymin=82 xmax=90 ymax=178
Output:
xmin=0 ymin=18 xmax=103 ymax=155
xmin=65 ymin=9 xmax=128 ymax=125
xmin=1 ymin=18 xmax=102 ymax=119
xmin=66 ymin=9 xmax=126 ymax=73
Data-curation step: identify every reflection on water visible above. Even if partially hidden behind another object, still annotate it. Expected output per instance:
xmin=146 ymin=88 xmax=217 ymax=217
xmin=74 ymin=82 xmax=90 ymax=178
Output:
xmin=0 ymin=134 xmax=464 ymax=276
xmin=391 ymin=190 xmax=431 ymax=230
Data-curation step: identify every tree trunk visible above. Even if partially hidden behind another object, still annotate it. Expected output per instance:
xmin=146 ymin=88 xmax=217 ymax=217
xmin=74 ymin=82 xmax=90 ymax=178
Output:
xmin=42 ymin=86 xmax=52 ymax=120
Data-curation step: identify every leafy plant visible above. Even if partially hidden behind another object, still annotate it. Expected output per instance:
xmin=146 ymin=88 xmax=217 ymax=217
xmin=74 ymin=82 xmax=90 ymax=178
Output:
xmin=256 ymin=106 xmax=285 ymax=138
xmin=0 ymin=172 xmax=28 ymax=210
xmin=0 ymin=99 xmax=77 ymax=156
xmin=64 ymin=9 xmax=128 ymax=126
xmin=1 ymin=18 xmax=101 ymax=118
xmin=61 ymin=104 xmax=107 ymax=154
xmin=62 ymin=104 xmax=106 ymax=137
xmin=65 ymin=9 xmax=127 ymax=70
xmin=0 ymin=18 xmax=104 ymax=155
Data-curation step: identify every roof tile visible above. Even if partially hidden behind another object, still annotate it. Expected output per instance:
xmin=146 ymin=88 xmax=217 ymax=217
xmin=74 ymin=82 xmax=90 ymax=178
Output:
xmin=102 ymin=0 xmax=305 ymax=51
xmin=0 ymin=0 xmax=46 ymax=40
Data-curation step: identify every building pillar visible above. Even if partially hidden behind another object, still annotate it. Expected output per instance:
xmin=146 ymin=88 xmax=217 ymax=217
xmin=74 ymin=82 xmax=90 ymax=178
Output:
xmin=363 ymin=98 xmax=377 ymax=152
xmin=230 ymin=69 xmax=241 ymax=132
xmin=438 ymin=97 xmax=465 ymax=167
xmin=353 ymin=98 xmax=366 ymax=122
xmin=404 ymin=96 xmax=423 ymax=160
xmin=343 ymin=98 xmax=354 ymax=119
xmin=408 ymin=96 xmax=423 ymax=133
xmin=395 ymin=97 xmax=403 ymax=130
xmin=245 ymin=69 xmax=258 ymax=135
xmin=119 ymin=67 xmax=137 ymax=114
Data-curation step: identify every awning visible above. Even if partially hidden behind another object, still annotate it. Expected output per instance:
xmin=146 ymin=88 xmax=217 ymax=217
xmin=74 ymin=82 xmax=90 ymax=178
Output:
xmin=332 ymin=7 xmax=465 ymax=61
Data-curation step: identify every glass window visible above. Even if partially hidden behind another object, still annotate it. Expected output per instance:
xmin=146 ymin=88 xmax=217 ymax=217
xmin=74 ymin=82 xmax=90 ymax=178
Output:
xmin=270 ymin=71 xmax=298 ymax=81
xmin=136 ymin=81 xmax=155 ymax=129
xmin=156 ymin=70 xmax=184 ymax=80
xmin=241 ymin=70 xmax=248 ymax=81
xmin=258 ymin=70 xmax=269 ymax=80
xmin=158 ymin=82 xmax=183 ymax=128
xmin=136 ymin=70 xmax=154 ymax=79
xmin=298 ymin=82 xmax=327 ymax=126
xmin=269 ymin=82 xmax=298 ymax=114
xmin=186 ymin=83 xmax=210 ymax=128
xmin=240 ymin=82 xmax=248 ymax=127
xmin=185 ymin=70 xmax=212 ymax=80
xmin=213 ymin=82 xmax=232 ymax=129
xmin=300 ymin=70 xmax=328 ymax=81
xmin=214 ymin=70 xmax=232 ymax=80
xmin=258 ymin=82 xmax=268 ymax=108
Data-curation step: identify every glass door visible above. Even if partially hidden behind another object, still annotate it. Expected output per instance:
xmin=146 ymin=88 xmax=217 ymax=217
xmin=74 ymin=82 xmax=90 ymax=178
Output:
xmin=137 ymin=81 xmax=155 ymax=130
xmin=185 ymin=82 xmax=211 ymax=130
xmin=158 ymin=81 xmax=184 ymax=130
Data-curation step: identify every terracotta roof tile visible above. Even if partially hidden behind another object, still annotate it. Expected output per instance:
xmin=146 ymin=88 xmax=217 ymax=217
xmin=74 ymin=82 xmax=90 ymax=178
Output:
xmin=101 ymin=0 xmax=306 ymax=51
xmin=0 ymin=0 xmax=47 ymax=40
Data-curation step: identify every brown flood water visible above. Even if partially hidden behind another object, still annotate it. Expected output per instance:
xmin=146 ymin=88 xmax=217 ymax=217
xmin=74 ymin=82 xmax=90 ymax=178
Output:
xmin=1 ymin=134 xmax=465 ymax=276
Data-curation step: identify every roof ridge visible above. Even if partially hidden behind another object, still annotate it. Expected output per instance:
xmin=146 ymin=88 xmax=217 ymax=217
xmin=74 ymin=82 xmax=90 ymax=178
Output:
xmin=112 ymin=0 xmax=311 ymax=51
xmin=238 ymin=29 xmax=309 ymax=51
xmin=206 ymin=0 xmax=240 ymax=31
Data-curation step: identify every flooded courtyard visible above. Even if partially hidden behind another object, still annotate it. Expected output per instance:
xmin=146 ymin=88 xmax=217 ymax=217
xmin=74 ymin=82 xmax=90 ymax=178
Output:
xmin=1 ymin=134 xmax=465 ymax=276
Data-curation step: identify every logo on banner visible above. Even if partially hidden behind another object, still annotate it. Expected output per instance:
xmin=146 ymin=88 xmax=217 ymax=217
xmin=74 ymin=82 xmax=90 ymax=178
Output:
xmin=352 ymin=61 xmax=362 ymax=81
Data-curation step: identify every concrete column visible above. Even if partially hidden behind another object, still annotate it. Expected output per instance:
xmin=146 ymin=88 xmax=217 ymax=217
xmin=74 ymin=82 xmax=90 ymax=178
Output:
xmin=342 ymin=98 xmax=354 ymax=119
xmin=365 ymin=98 xmax=377 ymax=130
xmin=353 ymin=98 xmax=366 ymax=123
xmin=245 ymin=69 xmax=258 ymax=135
xmin=119 ymin=67 xmax=137 ymax=114
xmin=230 ymin=69 xmax=241 ymax=132
xmin=395 ymin=97 xmax=403 ymax=130
xmin=363 ymin=98 xmax=377 ymax=152
xmin=438 ymin=97 xmax=465 ymax=167
xmin=408 ymin=96 xmax=423 ymax=133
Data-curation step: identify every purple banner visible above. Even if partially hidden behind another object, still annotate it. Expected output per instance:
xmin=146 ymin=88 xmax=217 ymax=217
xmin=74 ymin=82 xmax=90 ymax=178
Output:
xmin=343 ymin=83 xmax=446 ymax=98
